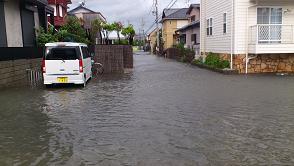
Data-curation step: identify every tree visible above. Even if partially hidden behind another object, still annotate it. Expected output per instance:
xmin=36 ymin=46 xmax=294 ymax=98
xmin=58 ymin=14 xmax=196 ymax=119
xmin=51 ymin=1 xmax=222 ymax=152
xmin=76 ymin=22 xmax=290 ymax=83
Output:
xmin=102 ymin=23 xmax=115 ymax=44
xmin=36 ymin=26 xmax=57 ymax=47
xmin=112 ymin=22 xmax=123 ymax=44
xmin=59 ymin=16 xmax=89 ymax=44
xmin=121 ymin=24 xmax=136 ymax=45
xmin=91 ymin=19 xmax=103 ymax=44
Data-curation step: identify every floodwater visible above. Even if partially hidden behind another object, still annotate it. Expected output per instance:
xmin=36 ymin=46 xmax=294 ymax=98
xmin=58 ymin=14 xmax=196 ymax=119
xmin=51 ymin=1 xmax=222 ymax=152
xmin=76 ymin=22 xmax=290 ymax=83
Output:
xmin=1 ymin=52 xmax=294 ymax=165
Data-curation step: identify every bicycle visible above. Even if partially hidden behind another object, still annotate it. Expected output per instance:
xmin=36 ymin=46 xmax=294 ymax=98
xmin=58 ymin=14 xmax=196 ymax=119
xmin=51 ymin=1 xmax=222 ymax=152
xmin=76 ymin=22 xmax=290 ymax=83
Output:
xmin=92 ymin=62 xmax=104 ymax=77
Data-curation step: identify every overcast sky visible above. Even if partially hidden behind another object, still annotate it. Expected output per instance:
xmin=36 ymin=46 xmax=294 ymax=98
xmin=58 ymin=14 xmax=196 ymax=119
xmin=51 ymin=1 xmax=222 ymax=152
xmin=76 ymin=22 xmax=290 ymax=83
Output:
xmin=69 ymin=0 xmax=200 ymax=34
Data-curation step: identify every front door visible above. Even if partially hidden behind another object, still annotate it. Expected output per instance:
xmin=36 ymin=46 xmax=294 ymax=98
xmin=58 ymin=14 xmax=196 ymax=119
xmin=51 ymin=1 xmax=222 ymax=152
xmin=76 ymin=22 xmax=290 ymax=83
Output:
xmin=257 ymin=7 xmax=282 ymax=43
xmin=21 ymin=8 xmax=36 ymax=47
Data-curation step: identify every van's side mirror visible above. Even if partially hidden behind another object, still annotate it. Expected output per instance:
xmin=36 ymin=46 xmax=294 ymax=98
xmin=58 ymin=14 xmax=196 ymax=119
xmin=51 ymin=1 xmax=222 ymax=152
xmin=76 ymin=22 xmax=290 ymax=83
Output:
xmin=91 ymin=60 xmax=95 ymax=65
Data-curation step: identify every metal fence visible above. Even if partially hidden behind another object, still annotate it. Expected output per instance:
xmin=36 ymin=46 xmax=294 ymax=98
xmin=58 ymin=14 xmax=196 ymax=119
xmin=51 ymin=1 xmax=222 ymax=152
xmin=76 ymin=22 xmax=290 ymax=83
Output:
xmin=0 ymin=47 xmax=44 ymax=61
xmin=250 ymin=24 xmax=294 ymax=44
xmin=26 ymin=69 xmax=43 ymax=86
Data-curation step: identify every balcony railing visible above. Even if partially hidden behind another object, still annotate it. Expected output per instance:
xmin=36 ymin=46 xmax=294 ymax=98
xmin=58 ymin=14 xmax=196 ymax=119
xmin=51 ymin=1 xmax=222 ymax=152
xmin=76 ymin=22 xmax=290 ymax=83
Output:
xmin=249 ymin=24 xmax=294 ymax=44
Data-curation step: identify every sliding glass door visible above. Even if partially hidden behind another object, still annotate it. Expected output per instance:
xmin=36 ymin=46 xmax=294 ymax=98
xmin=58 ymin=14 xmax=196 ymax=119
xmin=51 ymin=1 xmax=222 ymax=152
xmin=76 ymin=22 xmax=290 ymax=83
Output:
xmin=257 ymin=7 xmax=282 ymax=43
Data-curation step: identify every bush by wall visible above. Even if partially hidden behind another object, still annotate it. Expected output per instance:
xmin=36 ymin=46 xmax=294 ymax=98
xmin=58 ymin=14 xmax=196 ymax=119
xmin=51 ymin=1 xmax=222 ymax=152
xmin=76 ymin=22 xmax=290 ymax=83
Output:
xmin=204 ymin=52 xmax=230 ymax=69
xmin=173 ymin=43 xmax=195 ymax=63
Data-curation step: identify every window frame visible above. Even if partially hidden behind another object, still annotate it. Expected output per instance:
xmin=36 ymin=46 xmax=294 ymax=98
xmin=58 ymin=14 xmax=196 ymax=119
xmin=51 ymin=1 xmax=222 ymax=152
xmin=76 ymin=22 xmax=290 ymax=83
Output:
xmin=191 ymin=34 xmax=197 ymax=44
xmin=223 ymin=13 xmax=227 ymax=34
xmin=206 ymin=18 xmax=213 ymax=36
xmin=81 ymin=46 xmax=90 ymax=59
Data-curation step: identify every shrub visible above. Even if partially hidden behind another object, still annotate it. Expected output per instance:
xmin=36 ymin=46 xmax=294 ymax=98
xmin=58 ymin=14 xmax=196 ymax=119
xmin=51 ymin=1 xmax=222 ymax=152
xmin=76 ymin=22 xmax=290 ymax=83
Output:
xmin=204 ymin=52 xmax=230 ymax=69
xmin=192 ymin=58 xmax=203 ymax=65
xmin=220 ymin=60 xmax=230 ymax=69
xmin=114 ymin=39 xmax=129 ymax=45
xmin=173 ymin=43 xmax=195 ymax=63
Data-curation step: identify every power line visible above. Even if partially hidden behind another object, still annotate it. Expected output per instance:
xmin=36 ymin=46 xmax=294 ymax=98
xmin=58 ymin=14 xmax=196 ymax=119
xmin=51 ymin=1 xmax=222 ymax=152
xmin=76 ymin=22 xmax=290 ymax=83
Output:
xmin=145 ymin=0 xmax=179 ymax=34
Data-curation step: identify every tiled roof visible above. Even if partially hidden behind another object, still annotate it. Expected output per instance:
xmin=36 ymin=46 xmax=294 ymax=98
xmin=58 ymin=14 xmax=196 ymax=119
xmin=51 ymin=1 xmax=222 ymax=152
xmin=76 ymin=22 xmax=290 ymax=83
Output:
xmin=162 ymin=8 xmax=189 ymax=20
xmin=68 ymin=5 xmax=96 ymax=15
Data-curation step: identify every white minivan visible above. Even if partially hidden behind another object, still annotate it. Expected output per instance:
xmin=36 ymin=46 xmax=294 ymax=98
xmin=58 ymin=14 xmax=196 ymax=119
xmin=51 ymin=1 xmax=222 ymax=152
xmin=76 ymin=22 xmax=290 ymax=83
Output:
xmin=43 ymin=42 xmax=92 ymax=87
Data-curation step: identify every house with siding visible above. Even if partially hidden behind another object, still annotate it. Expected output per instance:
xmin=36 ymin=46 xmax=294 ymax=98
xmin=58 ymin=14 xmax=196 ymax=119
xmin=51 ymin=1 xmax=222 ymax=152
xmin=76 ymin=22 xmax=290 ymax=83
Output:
xmin=160 ymin=8 xmax=189 ymax=50
xmin=48 ymin=0 xmax=72 ymax=28
xmin=176 ymin=4 xmax=200 ymax=56
xmin=0 ymin=0 xmax=54 ymax=47
xmin=201 ymin=0 xmax=294 ymax=73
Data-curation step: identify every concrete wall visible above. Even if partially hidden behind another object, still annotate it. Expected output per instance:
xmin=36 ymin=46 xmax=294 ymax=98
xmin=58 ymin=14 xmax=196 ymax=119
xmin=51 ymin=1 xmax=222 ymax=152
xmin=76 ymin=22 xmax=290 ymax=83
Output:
xmin=4 ymin=0 xmax=23 ymax=47
xmin=162 ymin=20 xmax=178 ymax=49
xmin=0 ymin=58 xmax=41 ymax=87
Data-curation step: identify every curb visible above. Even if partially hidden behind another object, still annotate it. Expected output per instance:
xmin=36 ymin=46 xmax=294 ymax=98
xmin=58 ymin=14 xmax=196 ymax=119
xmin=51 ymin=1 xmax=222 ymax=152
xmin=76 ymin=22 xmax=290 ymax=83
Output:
xmin=192 ymin=63 xmax=239 ymax=75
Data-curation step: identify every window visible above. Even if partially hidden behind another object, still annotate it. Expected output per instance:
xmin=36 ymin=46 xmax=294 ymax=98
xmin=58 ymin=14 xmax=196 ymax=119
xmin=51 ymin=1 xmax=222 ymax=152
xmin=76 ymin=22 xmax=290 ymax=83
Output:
xmin=180 ymin=34 xmax=186 ymax=44
xmin=257 ymin=7 xmax=282 ymax=24
xmin=257 ymin=8 xmax=282 ymax=43
xmin=59 ymin=5 xmax=63 ymax=17
xmin=223 ymin=13 xmax=227 ymax=34
xmin=207 ymin=18 xmax=213 ymax=36
xmin=191 ymin=15 xmax=196 ymax=22
xmin=46 ymin=47 xmax=81 ymax=60
xmin=191 ymin=34 xmax=197 ymax=44
xmin=81 ymin=47 xmax=90 ymax=59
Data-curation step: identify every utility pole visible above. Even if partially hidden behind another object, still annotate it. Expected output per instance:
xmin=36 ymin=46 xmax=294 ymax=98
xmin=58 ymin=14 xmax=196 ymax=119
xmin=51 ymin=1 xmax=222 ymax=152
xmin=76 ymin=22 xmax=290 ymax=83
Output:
xmin=155 ymin=0 xmax=160 ymax=52
xmin=141 ymin=18 xmax=145 ymax=50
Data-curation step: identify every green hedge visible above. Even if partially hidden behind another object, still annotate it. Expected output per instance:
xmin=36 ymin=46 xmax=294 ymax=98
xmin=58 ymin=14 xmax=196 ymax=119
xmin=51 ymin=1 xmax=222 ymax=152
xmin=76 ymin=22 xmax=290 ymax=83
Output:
xmin=192 ymin=53 xmax=230 ymax=69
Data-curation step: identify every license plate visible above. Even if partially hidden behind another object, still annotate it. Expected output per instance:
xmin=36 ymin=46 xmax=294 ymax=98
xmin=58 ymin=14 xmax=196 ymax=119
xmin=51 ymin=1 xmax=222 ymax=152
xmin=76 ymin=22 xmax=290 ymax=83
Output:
xmin=57 ymin=77 xmax=68 ymax=83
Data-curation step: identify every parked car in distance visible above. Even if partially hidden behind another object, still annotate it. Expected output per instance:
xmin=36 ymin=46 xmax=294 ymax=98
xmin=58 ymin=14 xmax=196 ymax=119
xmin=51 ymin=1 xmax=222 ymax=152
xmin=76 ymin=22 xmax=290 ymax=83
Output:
xmin=42 ymin=42 xmax=92 ymax=87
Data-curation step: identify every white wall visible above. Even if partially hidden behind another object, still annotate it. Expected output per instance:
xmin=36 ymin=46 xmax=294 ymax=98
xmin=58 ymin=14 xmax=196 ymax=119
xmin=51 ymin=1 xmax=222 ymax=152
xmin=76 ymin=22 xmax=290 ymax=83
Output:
xmin=177 ymin=20 xmax=189 ymax=29
xmin=234 ymin=0 xmax=294 ymax=54
xmin=4 ymin=0 xmax=23 ymax=47
xmin=200 ymin=0 xmax=233 ymax=54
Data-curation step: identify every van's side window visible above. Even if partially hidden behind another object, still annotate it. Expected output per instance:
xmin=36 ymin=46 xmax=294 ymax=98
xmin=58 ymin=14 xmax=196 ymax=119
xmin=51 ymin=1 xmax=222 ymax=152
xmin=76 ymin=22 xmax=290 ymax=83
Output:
xmin=82 ymin=47 xmax=90 ymax=59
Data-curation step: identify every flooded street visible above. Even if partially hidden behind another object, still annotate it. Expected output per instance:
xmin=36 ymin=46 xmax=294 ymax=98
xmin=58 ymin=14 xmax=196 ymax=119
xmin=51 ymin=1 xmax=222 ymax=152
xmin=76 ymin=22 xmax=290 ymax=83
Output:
xmin=1 ymin=52 xmax=294 ymax=165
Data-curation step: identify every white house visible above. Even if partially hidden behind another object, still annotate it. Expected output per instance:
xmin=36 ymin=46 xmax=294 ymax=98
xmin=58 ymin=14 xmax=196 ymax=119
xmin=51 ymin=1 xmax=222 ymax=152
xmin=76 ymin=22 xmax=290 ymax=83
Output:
xmin=201 ymin=0 xmax=294 ymax=73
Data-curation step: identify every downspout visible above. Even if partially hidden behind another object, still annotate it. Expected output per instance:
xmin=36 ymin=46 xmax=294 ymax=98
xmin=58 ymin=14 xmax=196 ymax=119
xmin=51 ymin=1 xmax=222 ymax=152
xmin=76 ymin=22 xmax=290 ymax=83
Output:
xmin=201 ymin=0 xmax=206 ymax=62
xmin=245 ymin=1 xmax=258 ymax=74
xmin=230 ymin=0 xmax=234 ymax=69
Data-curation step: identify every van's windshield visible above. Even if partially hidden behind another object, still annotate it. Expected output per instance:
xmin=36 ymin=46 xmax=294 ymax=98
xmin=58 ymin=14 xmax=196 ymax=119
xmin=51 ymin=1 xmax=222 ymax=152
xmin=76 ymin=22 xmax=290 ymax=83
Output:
xmin=45 ymin=47 xmax=81 ymax=60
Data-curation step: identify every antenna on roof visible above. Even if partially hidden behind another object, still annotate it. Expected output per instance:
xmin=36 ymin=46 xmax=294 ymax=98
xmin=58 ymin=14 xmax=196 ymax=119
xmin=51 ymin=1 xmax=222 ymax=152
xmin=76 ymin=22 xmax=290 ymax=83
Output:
xmin=79 ymin=0 xmax=86 ymax=6
xmin=186 ymin=0 xmax=191 ymax=7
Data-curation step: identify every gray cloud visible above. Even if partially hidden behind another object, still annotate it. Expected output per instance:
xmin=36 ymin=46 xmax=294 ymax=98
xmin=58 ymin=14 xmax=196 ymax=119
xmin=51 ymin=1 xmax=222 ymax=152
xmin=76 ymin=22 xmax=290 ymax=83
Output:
xmin=69 ymin=0 xmax=200 ymax=33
